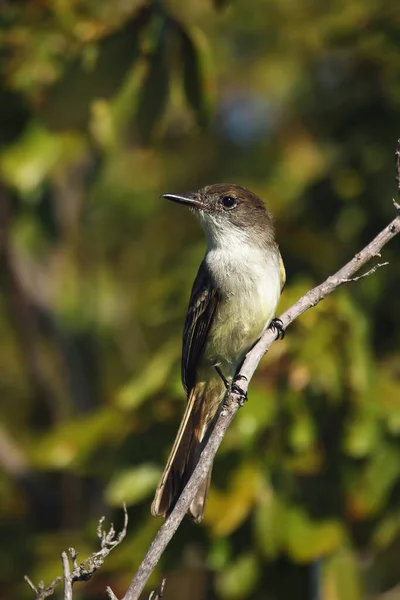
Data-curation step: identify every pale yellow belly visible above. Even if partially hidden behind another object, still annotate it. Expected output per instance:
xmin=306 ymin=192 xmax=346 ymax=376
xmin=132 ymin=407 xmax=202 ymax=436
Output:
xmin=200 ymin=244 xmax=282 ymax=379
xmin=203 ymin=290 xmax=277 ymax=376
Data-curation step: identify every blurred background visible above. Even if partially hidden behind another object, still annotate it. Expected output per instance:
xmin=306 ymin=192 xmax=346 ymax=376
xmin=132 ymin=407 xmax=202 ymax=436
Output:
xmin=1 ymin=1 xmax=400 ymax=599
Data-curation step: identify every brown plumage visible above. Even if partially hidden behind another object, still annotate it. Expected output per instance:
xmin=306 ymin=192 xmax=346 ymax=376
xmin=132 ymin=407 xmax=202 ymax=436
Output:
xmin=151 ymin=184 xmax=285 ymax=521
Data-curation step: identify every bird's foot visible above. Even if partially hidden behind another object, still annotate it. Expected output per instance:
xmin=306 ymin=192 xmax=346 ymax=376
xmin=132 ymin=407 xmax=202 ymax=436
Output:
xmin=214 ymin=366 xmax=248 ymax=407
xmin=232 ymin=374 xmax=248 ymax=406
xmin=214 ymin=365 xmax=229 ymax=388
xmin=269 ymin=317 xmax=285 ymax=339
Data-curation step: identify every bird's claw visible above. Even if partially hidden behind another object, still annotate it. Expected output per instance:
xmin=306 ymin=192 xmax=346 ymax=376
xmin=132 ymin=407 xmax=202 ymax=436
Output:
xmin=232 ymin=375 xmax=248 ymax=406
xmin=214 ymin=367 xmax=248 ymax=406
xmin=269 ymin=317 xmax=285 ymax=339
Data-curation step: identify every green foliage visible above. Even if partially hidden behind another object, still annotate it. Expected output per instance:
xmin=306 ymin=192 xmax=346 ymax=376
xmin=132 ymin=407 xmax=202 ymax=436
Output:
xmin=37 ymin=9 xmax=149 ymax=131
xmin=105 ymin=465 xmax=161 ymax=506
xmin=215 ymin=552 xmax=261 ymax=599
xmin=1 ymin=1 xmax=400 ymax=599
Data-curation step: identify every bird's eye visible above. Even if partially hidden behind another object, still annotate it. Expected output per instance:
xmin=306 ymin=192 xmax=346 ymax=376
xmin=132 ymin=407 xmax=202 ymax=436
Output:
xmin=221 ymin=195 xmax=237 ymax=209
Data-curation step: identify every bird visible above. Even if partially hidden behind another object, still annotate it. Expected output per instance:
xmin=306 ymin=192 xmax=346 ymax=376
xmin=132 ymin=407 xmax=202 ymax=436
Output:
xmin=151 ymin=183 xmax=285 ymax=522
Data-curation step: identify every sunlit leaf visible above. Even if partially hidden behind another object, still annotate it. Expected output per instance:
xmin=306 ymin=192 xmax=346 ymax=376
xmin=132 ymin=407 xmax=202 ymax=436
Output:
xmin=253 ymin=485 xmax=286 ymax=559
xmin=343 ymin=416 xmax=379 ymax=458
xmin=204 ymin=464 xmax=262 ymax=536
xmin=322 ymin=548 xmax=362 ymax=600
xmin=284 ymin=507 xmax=345 ymax=562
xmin=215 ymin=552 xmax=260 ymax=600
xmin=289 ymin=410 xmax=316 ymax=452
xmin=229 ymin=385 xmax=277 ymax=450
xmin=105 ymin=464 xmax=161 ymax=506
xmin=31 ymin=409 xmax=129 ymax=469
xmin=0 ymin=123 xmax=83 ymax=193
xmin=117 ymin=339 xmax=180 ymax=409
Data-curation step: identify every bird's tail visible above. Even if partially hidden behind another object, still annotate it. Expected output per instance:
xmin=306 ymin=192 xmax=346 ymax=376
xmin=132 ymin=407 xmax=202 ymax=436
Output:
xmin=151 ymin=380 xmax=222 ymax=522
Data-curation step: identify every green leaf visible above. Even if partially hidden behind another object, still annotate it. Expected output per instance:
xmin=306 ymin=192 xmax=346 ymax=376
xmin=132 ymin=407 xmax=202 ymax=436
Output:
xmin=289 ymin=410 xmax=315 ymax=452
xmin=135 ymin=19 xmax=170 ymax=144
xmin=117 ymin=339 xmax=180 ymax=410
xmin=232 ymin=384 xmax=277 ymax=449
xmin=372 ymin=512 xmax=400 ymax=550
xmin=343 ymin=416 xmax=379 ymax=458
xmin=105 ymin=464 xmax=161 ymax=506
xmin=254 ymin=486 xmax=286 ymax=559
xmin=39 ymin=7 xmax=152 ymax=130
xmin=31 ymin=409 xmax=128 ymax=469
xmin=204 ymin=464 xmax=262 ymax=536
xmin=323 ymin=548 xmax=362 ymax=600
xmin=216 ymin=552 xmax=260 ymax=600
xmin=176 ymin=23 xmax=212 ymax=127
xmin=0 ymin=123 xmax=83 ymax=193
xmin=346 ymin=444 xmax=400 ymax=518
xmin=284 ymin=507 xmax=345 ymax=562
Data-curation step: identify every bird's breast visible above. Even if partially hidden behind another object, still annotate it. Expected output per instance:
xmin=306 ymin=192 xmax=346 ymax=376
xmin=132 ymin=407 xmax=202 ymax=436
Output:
xmin=204 ymin=244 xmax=281 ymax=373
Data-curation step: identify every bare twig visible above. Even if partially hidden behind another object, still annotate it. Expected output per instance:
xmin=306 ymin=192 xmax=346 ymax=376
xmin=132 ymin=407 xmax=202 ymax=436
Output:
xmin=62 ymin=552 xmax=73 ymax=600
xmin=107 ymin=587 xmax=120 ymax=600
xmin=120 ymin=206 xmax=400 ymax=600
xmin=25 ymin=504 xmax=128 ymax=600
xmin=149 ymin=579 xmax=166 ymax=599
xmin=24 ymin=575 xmax=63 ymax=600
xmin=341 ymin=261 xmax=388 ymax=283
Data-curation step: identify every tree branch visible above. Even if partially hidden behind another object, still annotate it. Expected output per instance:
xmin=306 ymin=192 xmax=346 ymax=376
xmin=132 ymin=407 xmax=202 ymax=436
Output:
xmin=118 ymin=205 xmax=400 ymax=600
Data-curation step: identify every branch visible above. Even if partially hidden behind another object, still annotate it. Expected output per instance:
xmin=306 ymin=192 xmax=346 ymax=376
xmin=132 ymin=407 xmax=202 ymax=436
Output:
xmin=120 ymin=205 xmax=400 ymax=600
xmin=25 ymin=504 xmax=128 ymax=600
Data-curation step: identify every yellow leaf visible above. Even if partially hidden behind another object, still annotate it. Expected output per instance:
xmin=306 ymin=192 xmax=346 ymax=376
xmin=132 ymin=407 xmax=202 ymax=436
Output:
xmin=284 ymin=507 xmax=345 ymax=562
xmin=204 ymin=464 xmax=262 ymax=536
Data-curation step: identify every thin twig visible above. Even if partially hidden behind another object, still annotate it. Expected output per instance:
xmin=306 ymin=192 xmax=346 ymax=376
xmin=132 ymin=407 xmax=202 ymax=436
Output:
xmin=106 ymin=587 xmax=120 ymax=600
xmin=62 ymin=552 xmax=73 ymax=600
xmin=23 ymin=576 xmax=63 ymax=600
xmin=121 ymin=207 xmax=400 ymax=600
xmin=148 ymin=579 xmax=166 ymax=599
xmin=340 ymin=261 xmax=388 ymax=283
xmin=25 ymin=504 xmax=128 ymax=600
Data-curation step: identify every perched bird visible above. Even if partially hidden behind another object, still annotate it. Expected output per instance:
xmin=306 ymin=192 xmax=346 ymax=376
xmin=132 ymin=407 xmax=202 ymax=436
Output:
xmin=151 ymin=184 xmax=285 ymax=522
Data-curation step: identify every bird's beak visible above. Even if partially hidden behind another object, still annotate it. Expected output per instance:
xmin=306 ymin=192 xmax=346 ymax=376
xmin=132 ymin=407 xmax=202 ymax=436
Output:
xmin=162 ymin=193 xmax=205 ymax=210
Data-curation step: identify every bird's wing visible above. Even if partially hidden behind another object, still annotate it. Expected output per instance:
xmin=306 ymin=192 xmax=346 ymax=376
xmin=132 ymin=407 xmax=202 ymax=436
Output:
xmin=278 ymin=248 xmax=286 ymax=292
xmin=182 ymin=261 xmax=219 ymax=394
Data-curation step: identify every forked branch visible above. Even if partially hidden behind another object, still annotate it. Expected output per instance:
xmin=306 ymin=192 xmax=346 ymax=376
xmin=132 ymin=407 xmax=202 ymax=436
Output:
xmin=25 ymin=505 xmax=128 ymax=600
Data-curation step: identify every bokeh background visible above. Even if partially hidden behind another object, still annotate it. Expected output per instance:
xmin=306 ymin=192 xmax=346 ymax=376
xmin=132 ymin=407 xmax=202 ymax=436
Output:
xmin=1 ymin=1 xmax=400 ymax=599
